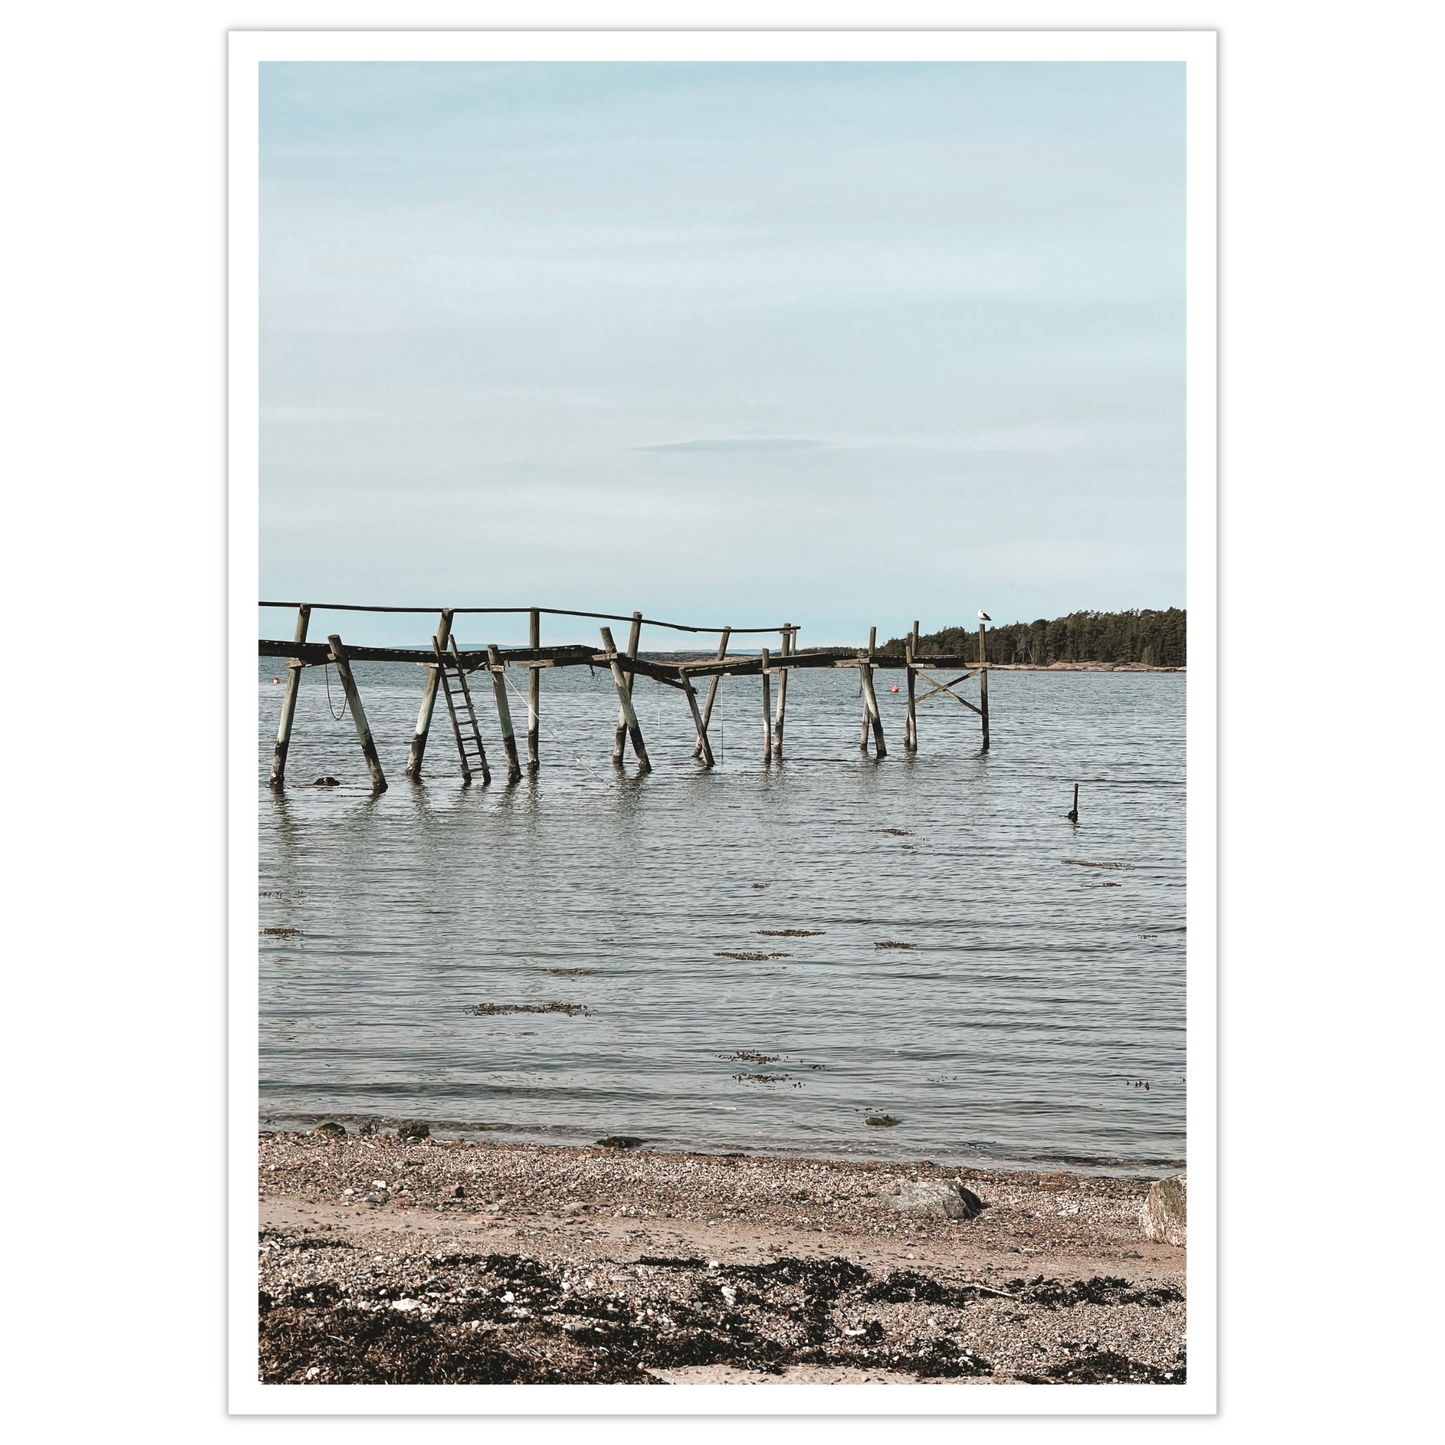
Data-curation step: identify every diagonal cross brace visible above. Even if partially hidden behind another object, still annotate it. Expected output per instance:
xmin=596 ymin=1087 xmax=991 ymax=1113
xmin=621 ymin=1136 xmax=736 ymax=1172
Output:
xmin=914 ymin=670 xmax=984 ymax=714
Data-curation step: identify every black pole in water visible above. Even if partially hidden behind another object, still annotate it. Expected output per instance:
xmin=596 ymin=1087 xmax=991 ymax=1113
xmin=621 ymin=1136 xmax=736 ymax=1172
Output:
xmin=1067 ymin=783 xmax=1079 ymax=823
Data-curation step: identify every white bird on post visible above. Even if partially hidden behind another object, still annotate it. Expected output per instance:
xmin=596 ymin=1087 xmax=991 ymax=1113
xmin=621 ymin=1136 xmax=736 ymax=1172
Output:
xmin=977 ymin=610 xmax=991 ymax=622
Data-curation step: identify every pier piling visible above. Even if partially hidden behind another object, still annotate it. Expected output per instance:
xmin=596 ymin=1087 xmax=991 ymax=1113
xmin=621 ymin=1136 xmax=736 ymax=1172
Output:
xmin=326 ymin=634 xmax=387 ymax=791
xmin=904 ymin=620 xmax=919 ymax=751
xmin=405 ymin=608 xmax=453 ymax=780
xmin=761 ymin=647 xmax=773 ymax=758
xmin=773 ymin=625 xmax=792 ymax=757
xmin=600 ymin=626 xmax=651 ymax=773
xmin=486 ymin=645 xmax=524 ymax=782
xmin=527 ymin=609 xmax=541 ymax=773
xmin=693 ymin=626 xmax=731 ymax=759
xmin=612 ymin=613 xmax=643 ymax=765
xmin=268 ymin=604 xmax=311 ymax=788
xmin=979 ymin=620 xmax=990 ymax=751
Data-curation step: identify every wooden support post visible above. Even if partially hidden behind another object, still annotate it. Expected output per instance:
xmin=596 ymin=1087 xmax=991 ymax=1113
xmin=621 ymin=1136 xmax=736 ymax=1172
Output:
xmin=693 ymin=626 xmax=730 ymax=759
xmin=761 ymin=647 xmax=773 ymax=758
xmin=268 ymin=605 xmax=311 ymax=788
xmin=326 ymin=634 xmax=387 ymax=791
xmin=861 ymin=627 xmax=887 ymax=758
xmin=904 ymin=619 xmax=919 ymax=751
xmin=682 ymin=672 xmax=716 ymax=766
xmin=772 ymin=625 xmax=792 ymax=757
xmin=527 ymin=608 xmax=541 ymax=773
xmin=612 ymin=612 xmax=643 ymax=764
xmin=1067 ymin=783 xmax=1079 ymax=822
xmin=600 ymin=626 xmax=651 ymax=772
xmin=405 ymin=608 xmax=453 ymax=780
xmin=486 ymin=645 xmax=525 ymax=782
xmin=978 ymin=620 xmax=990 ymax=751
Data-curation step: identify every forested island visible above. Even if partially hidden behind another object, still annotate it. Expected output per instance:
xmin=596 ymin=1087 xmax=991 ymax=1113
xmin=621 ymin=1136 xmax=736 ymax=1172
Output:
xmin=880 ymin=608 xmax=1186 ymax=668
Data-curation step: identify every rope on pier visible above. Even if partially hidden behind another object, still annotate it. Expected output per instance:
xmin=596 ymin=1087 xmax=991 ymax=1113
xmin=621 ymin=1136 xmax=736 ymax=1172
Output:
xmin=259 ymin=600 xmax=788 ymax=636
xmin=497 ymin=664 xmax=616 ymax=788
xmin=323 ymin=663 xmax=346 ymax=721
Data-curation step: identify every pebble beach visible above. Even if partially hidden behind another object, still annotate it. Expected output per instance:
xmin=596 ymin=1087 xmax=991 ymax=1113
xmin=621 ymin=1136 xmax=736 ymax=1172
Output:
xmin=257 ymin=1130 xmax=1186 ymax=1386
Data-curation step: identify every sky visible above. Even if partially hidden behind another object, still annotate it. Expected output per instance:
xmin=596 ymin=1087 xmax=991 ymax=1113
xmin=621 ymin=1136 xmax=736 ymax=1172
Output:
xmin=259 ymin=61 xmax=1185 ymax=648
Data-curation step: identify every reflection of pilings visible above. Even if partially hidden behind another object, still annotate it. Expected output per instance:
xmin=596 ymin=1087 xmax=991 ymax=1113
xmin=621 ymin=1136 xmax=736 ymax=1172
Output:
xmin=527 ymin=608 xmax=541 ymax=773
xmin=327 ymin=633 xmax=386 ymax=791
xmin=612 ymin=612 xmax=642 ymax=765
xmin=268 ymin=605 xmax=311 ymax=788
xmin=486 ymin=645 xmax=524 ymax=783
xmin=601 ymin=626 xmax=651 ymax=772
xmin=405 ymin=608 xmax=452 ymax=780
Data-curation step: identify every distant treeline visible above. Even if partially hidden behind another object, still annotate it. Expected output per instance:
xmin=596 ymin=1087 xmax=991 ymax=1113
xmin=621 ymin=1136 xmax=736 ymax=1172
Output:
xmin=880 ymin=608 xmax=1187 ymax=667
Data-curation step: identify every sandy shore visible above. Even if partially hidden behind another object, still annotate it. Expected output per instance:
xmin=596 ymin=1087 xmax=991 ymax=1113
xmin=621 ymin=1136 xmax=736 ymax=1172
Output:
xmin=257 ymin=1131 xmax=1185 ymax=1386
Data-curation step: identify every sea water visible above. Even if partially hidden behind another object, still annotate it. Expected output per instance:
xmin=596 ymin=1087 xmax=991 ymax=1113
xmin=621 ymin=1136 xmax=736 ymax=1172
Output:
xmin=258 ymin=655 xmax=1186 ymax=1175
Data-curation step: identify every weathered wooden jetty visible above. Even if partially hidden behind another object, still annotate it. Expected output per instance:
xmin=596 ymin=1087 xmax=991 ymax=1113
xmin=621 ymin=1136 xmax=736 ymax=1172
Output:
xmin=259 ymin=603 xmax=993 ymax=792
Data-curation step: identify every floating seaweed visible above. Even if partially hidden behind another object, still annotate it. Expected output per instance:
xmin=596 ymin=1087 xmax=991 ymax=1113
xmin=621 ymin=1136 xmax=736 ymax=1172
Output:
xmin=262 ymin=927 xmax=301 ymax=937
xmin=874 ymin=941 xmax=916 ymax=950
xmin=1062 ymin=860 xmax=1133 ymax=870
xmin=715 ymin=951 xmax=791 ymax=961
xmin=755 ymin=929 xmax=826 ymax=937
xmin=466 ymin=1002 xmax=589 ymax=1017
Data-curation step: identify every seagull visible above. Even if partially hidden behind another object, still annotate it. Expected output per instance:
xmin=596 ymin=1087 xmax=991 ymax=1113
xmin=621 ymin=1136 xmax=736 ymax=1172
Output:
xmin=977 ymin=610 xmax=991 ymax=622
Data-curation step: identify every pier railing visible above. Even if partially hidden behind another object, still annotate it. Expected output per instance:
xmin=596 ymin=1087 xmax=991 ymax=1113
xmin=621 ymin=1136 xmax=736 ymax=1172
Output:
xmin=258 ymin=602 xmax=991 ymax=792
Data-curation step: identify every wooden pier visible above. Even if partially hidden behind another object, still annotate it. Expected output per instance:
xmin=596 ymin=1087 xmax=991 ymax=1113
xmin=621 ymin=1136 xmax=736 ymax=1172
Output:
xmin=259 ymin=603 xmax=993 ymax=791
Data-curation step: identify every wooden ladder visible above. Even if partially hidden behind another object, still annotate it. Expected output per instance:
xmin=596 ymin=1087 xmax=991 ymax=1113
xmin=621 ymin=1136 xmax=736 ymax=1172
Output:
xmin=436 ymin=641 xmax=491 ymax=784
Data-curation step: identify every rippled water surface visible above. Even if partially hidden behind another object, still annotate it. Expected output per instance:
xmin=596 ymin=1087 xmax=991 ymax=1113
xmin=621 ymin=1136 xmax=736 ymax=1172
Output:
xmin=258 ymin=655 xmax=1186 ymax=1174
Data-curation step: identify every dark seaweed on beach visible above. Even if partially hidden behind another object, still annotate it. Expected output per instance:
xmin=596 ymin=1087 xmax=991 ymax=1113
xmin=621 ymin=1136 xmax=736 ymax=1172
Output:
xmin=466 ymin=1002 xmax=590 ymax=1017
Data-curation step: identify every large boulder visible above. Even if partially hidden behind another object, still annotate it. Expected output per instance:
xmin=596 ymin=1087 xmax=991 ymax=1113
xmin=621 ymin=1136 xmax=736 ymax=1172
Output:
xmin=1140 ymin=1173 xmax=1187 ymax=1245
xmin=885 ymin=1178 xmax=986 ymax=1220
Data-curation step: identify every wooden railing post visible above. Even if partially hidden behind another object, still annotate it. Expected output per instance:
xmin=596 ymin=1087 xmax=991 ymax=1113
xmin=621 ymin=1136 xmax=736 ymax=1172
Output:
xmin=405 ymin=607 xmax=453 ymax=780
xmin=268 ymin=604 xmax=311 ymax=789
xmin=486 ymin=645 xmax=524 ymax=782
xmin=327 ymin=633 xmax=387 ymax=791
xmin=600 ymin=626 xmax=651 ymax=772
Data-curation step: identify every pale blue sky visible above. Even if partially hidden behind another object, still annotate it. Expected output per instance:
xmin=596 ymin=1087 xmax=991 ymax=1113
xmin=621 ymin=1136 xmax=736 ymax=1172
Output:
xmin=259 ymin=61 xmax=1184 ymax=646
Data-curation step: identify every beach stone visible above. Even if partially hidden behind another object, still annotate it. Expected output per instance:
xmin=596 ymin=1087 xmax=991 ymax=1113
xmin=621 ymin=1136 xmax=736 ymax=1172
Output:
xmin=561 ymin=1201 xmax=589 ymax=1215
xmin=314 ymin=1120 xmax=346 ymax=1136
xmin=595 ymin=1135 xmax=644 ymax=1149
xmin=398 ymin=1120 xmax=430 ymax=1140
xmin=885 ymin=1179 xmax=986 ymax=1220
xmin=1140 ymin=1173 xmax=1186 ymax=1245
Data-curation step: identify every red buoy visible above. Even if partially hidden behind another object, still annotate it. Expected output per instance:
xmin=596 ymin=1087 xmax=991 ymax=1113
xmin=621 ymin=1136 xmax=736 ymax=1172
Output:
xmin=890 ymin=685 xmax=899 ymax=692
